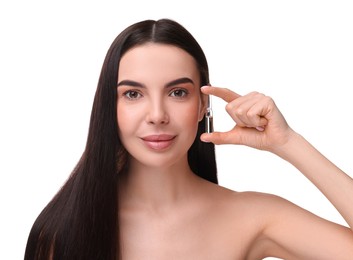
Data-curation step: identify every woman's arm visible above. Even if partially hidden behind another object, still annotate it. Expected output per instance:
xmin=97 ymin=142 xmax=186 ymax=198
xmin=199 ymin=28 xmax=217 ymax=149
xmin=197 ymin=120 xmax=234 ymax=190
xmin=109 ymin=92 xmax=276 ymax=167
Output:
xmin=275 ymin=131 xmax=353 ymax=229
xmin=200 ymin=86 xmax=353 ymax=258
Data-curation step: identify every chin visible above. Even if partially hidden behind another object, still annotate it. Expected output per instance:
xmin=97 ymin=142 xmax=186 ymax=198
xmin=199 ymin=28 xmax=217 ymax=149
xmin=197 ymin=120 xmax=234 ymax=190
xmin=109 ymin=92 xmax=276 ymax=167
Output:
xmin=130 ymin=152 xmax=188 ymax=170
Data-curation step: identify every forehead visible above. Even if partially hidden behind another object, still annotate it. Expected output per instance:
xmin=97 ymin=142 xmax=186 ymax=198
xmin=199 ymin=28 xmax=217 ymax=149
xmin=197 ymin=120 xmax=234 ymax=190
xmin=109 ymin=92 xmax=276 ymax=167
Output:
xmin=118 ymin=43 xmax=199 ymax=82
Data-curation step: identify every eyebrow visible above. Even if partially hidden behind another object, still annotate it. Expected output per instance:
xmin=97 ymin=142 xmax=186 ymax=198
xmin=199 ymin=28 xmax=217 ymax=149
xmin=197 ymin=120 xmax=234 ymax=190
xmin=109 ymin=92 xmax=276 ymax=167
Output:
xmin=117 ymin=77 xmax=194 ymax=88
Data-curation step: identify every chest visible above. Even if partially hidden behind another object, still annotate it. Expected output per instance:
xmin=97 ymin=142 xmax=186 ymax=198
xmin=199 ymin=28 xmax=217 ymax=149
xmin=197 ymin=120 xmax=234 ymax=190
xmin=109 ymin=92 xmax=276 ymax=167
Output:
xmin=119 ymin=212 xmax=256 ymax=259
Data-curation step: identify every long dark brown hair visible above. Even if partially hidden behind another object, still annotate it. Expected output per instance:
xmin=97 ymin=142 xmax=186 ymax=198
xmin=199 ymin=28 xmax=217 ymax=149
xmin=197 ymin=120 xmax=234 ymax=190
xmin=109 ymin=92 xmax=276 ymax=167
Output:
xmin=24 ymin=18 xmax=217 ymax=260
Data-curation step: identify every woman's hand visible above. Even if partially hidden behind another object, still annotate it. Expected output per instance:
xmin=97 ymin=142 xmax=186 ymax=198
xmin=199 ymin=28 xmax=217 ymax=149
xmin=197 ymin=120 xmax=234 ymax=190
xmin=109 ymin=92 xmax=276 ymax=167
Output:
xmin=200 ymin=86 xmax=295 ymax=152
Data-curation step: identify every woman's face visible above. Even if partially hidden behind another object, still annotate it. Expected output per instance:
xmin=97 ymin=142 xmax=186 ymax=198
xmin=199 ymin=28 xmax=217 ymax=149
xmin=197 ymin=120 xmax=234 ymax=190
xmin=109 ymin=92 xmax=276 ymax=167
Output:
xmin=117 ymin=43 xmax=206 ymax=169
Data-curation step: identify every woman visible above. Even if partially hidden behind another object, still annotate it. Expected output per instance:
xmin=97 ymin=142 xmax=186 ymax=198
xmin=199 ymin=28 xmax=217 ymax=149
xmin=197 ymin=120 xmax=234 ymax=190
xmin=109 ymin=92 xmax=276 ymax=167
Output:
xmin=24 ymin=18 xmax=353 ymax=259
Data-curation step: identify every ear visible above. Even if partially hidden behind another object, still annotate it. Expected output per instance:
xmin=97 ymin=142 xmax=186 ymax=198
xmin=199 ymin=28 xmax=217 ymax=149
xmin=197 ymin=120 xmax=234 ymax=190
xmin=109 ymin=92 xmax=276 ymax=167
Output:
xmin=198 ymin=92 xmax=208 ymax=121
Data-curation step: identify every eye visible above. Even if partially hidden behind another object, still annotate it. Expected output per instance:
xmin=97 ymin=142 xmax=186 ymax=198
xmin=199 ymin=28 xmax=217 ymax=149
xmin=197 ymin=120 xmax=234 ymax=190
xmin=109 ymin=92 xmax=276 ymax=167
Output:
xmin=123 ymin=90 xmax=142 ymax=100
xmin=169 ymin=89 xmax=188 ymax=98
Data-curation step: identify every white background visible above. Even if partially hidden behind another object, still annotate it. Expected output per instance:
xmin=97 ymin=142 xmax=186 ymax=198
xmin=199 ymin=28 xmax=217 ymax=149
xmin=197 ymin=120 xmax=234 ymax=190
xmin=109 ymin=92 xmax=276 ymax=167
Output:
xmin=1 ymin=1 xmax=352 ymax=259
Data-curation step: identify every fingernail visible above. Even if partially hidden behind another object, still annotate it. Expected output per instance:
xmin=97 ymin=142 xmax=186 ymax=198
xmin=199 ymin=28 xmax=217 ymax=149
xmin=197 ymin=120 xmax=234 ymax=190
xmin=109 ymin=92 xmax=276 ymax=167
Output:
xmin=256 ymin=126 xmax=265 ymax=131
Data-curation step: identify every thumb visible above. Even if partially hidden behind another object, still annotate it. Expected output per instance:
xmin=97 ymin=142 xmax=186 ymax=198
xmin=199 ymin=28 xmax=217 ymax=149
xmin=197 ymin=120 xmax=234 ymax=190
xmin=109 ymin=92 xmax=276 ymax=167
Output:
xmin=200 ymin=130 xmax=241 ymax=145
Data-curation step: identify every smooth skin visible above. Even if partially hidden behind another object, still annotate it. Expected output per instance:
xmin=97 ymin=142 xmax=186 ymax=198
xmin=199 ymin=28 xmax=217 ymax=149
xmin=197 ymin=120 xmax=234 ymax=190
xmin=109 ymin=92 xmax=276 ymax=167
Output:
xmin=117 ymin=43 xmax=353 ymax=259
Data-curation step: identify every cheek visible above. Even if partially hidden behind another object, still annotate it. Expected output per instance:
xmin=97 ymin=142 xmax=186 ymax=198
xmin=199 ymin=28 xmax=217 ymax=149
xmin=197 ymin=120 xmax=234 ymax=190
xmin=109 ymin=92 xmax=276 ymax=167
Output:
xmin=117 ymin=104 xmax=141 ymax=136
xmin=174 ymin=101 xmax=202 ymax=128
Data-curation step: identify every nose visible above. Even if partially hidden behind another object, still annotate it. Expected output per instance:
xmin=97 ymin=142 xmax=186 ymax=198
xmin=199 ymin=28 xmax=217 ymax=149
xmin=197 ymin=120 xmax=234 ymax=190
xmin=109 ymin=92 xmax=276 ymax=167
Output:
xmin=145 ymin=98 xmax=169 ymax=125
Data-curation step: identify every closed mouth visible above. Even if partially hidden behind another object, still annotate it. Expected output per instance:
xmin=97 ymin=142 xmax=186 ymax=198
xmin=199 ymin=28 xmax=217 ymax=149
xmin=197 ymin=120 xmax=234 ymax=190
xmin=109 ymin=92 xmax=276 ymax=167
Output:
xmin=141 ymin=134 xmax=176 ymax=142
xmin=141 ymin=134 xmax=176 ymax=150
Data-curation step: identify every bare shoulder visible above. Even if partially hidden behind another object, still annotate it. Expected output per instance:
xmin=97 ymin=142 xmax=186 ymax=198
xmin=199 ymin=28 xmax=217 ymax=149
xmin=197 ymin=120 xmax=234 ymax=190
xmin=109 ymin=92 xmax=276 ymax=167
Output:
xmin=196 ymin=180 xmax=353 ymax=259
xmin=203 ymin=182 xmax=303 ymax=232
xmin=196 ymin=177 xmax=285 ymax=220
xmin=196 ymin=180 xmax=298 ymax=258
xmin=200 ymin=178 xmax=288 ymax=213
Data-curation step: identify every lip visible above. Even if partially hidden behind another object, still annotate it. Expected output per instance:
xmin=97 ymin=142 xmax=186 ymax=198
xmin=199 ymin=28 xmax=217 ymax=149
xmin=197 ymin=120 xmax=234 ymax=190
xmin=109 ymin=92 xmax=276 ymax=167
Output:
xmin=141 ymin=134 xmax=176 ymax=151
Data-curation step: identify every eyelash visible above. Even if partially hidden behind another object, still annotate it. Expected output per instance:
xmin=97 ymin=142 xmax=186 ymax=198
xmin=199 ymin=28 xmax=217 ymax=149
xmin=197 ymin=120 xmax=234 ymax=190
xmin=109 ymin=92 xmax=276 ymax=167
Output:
xmin=123 ymin=90 xmax=142 ymax=100
xmin=169 ymin=88 xmax=189 ymax=98
xmin=122 ymin=88 xmax=189 ymax=100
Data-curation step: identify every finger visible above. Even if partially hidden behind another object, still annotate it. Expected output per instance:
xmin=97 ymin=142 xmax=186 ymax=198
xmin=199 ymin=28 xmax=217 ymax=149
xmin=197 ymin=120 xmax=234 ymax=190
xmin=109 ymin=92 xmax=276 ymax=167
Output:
xmin=225 ymin=91 xmax=264 ymax=113
xmin=228 ymin=113 xmax=247 ymax=128
xmin=201 ymin=85 xmax=241 ymax=103
xmin=225 ymin=92 xmax=261 ymax=126
xmin=227 ymin=97 xmax=268 ymax=128
xmin=246 ymin=99 xmax=270 ymax=127
xmin=226 ymin=97 xmax=258 ymax=125
xmin=200 ymin=131 xmax=240 ymax=145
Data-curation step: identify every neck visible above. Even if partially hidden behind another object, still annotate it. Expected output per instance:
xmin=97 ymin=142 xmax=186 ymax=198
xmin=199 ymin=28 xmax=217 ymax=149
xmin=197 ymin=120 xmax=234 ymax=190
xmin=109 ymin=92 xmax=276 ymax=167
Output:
xmin=119 ymin=156 xmax=200 ymax=210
